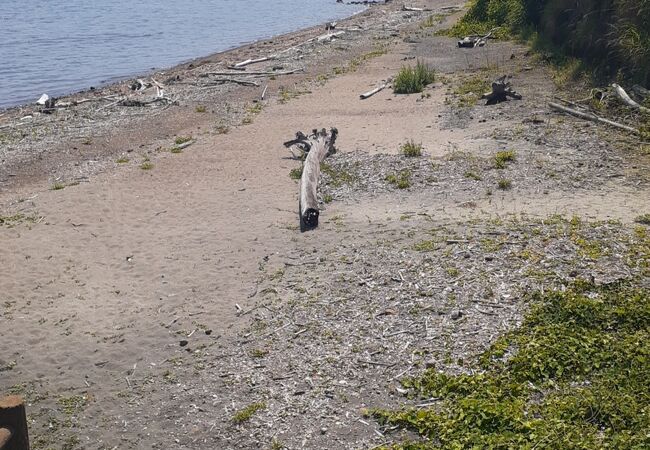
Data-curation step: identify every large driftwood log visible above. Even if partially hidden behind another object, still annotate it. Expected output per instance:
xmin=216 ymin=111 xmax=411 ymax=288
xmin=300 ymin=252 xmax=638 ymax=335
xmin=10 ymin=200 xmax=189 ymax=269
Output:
xmin=284 ymin=128 xmax=338 ymax=231
xmin=612 ymin=83 xmax=650 ymax=114
xmin=481 ymin=76 xmax=522 ymax=105
xmin=0 ymin=396 xmax=29 ymax=450
xmin=549 ymin=102 xmax=639 ymax=134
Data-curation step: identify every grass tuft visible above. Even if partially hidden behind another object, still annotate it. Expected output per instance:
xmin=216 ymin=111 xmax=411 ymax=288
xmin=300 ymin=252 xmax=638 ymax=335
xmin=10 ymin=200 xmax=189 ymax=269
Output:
xmin=494 ymin=150 xmax=516 ymax=169
xmin=634 ymin=214 xmax=650 ymax=225
xmin=401 ymin=140 xmax=423 ymax=157
xmin=174 ymin=136 xmax=192 ymax=145
xmin=386 ymin=170 xmax=412 ymax=189
xmin=289 ymin=167 xmax=303 ymax=180
xmin=497 ymin=178 xmax=512 ymax=190
xmin=393 ymin=60 xmax=435 ymax=94
xmin=232 ymin=402 xmax=266 ymax=424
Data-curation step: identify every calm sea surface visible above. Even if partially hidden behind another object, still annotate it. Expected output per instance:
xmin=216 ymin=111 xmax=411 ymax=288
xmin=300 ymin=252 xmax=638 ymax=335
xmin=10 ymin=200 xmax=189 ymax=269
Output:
xmin=0 ymin=0 xmax=361 ymax=109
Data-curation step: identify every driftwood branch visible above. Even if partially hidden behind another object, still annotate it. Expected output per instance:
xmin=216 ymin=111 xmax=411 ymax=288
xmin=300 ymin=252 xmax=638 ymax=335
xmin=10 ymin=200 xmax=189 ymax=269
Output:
xmin=360 ymin=79 xmax=391 ymax=99
xmin=612 ymin=83 xmax=650 ymax=114
xmin=119 ymin=96 xmax=172 ymax=107
xmin=200 ymin=68 xmax=303 ymax=78
xmin=284 ymin=128 xmax=338 ymax=231
xmin=232 ymin=56 xmax=274 ymax=69
xmin=549 ymin=102 xmax=639 ymax=134
xmin=202 ymin=78 xmax=260 ymax=87
xmin=402 ymin=5 xmax=427 ymax=12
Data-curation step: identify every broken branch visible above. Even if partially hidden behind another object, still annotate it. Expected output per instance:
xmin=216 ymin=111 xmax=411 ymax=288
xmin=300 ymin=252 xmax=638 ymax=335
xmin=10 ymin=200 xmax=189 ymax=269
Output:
xmin=360 ymin=79 xmax=391 ymax=99
xmin=548 ymin=102 xmax=639 ymax=134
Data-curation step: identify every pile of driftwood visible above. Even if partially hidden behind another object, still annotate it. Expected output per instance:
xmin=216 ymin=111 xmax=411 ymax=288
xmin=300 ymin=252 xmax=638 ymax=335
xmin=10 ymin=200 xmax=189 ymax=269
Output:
xmin=458 ymin=28 xmax=500 ymax=48
xmin=549 ymin=83 xmax=649 ymax=135
xmin=284 ymin=128 xmax=338 ymax=231
xmin=35 ymin=77 xmax=174 ymax=113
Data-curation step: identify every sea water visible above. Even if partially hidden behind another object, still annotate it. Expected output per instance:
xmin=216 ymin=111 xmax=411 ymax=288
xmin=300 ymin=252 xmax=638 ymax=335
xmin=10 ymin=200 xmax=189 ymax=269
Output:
xmin=0 ymin=0 xmax=361 ymax=109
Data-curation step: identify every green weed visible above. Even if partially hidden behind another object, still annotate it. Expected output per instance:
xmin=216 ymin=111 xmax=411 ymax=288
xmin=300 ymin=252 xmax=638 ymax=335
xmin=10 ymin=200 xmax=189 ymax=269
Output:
xmin=494 ymin=150 xmax=516 ymax=169
xmin=232 ymin=402 xmax=266 ymax=424
xmin=386 ymin=170 xmax=412 ymax=189
xmin=393 ymin=60 xmax=435 ymax=94
xmin=401 ymin=140 xmax=423 ymax=157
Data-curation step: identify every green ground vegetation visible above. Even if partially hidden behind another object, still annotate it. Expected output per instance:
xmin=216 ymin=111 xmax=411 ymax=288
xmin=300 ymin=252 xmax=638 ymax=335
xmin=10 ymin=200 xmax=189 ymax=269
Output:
xmin=446 ymin=0 xmax=650 ymax=85
xmin=374 ymin=280 xmax=650 ymax=449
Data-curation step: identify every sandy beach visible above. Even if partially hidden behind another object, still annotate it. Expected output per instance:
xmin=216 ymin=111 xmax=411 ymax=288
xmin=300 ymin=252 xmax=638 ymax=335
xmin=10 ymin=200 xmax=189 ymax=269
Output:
xmin=1 ymin=1 xmax=649 ymax=449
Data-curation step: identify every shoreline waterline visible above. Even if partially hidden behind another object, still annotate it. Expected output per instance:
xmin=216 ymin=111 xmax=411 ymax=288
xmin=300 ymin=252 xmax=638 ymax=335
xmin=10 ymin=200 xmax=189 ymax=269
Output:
xmin=0 ymin=0 xmax=365 ymax=110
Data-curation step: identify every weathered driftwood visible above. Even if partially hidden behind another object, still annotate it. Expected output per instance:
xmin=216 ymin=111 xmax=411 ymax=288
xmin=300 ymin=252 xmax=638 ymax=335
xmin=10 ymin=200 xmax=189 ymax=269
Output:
xmin=283 ymin=128 xmax=338 ymax=231
xmin=481 ymin=76 xmax=522 ymax=105
xmin=612 ymin=83 xmax=650 ymax=114
xmin=55 ymin=96 xmax=118 ymax=108
xmin=360 ymin=79 xmax=391 ymax=99
xmin=200 ymin=68 xmax=303 ymax=78
xmin=316 ymin=31 xmax=345 ymax=43
xmin=202 ymin=78 xmax=260 ymax=87
xmin=119 ymin=96 xmax=172 ymax=107
xmin=232 ymin=56 xmax=274 ymax=69
xmin=549 ymin=102 xmax=639 ymax=134
xmin=0 ymin=396 xmax=29 ymax=450
xmin=402 ymin=5 xmax=426 ymax=11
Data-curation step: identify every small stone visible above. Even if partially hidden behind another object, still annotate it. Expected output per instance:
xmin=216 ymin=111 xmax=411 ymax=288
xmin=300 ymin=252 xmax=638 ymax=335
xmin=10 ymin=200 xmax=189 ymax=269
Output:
xmin=451 ymin=309 xmax=462 ymax=320
xmin=425 ymin=359 xmax=436 ymax=369
xmin=179 ymin=340 xmax=188 ymax=347
xmin=320 ymin=427 xmax=328 ymax=434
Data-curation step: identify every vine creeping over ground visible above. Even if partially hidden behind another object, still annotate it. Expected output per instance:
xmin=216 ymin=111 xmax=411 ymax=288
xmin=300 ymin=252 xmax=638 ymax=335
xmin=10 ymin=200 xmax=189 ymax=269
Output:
xmin=374 ymin=280 xmax=650 ymax=449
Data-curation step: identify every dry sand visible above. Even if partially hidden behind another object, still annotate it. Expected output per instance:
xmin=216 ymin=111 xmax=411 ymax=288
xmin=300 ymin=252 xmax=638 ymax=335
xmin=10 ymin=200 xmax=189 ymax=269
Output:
xmin=1 ymin=1 xmax=649 ymax=449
